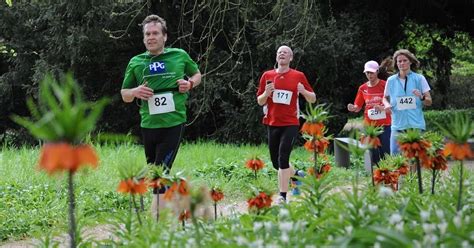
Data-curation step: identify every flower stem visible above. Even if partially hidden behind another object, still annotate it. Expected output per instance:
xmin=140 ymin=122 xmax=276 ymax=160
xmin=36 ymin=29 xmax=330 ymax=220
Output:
xmin=191 ymin=215 xmax=202 ymax=247
xmin=370 ymin=161 xmax=375 ymax=187
xmin=132 ymin=194 xmax=142 ymax=226
xmin=457 ymin=161 xmax=464 ymax=211
xmin=313 ymin=138 xmax=318 ymax=178
xmin=431 ymin=169 xmax=436 ymax=195
xmin=140 ymin=195 xmax=144 ymax=212
xmin=254 ymin=170 xmax=257 ymax=180
xmin=156 ymin=194 xmax=160 ymax=222
xmin=416 ymin=158 xmax=423 ymax=194
xmin=214 ymin=202 xmax=217 ymax=221
xmin=67 ymin=171 xmax=77 ymax=248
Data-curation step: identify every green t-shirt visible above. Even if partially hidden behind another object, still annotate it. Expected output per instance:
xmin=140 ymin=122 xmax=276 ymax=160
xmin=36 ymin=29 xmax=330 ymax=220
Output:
xmin=122 ymin=48 xmax=199 ymax=128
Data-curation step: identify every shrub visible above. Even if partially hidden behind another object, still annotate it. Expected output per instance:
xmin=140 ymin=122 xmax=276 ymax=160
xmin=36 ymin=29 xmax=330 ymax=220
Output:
xmin=425 ymin=109 xmax=474 ymax=135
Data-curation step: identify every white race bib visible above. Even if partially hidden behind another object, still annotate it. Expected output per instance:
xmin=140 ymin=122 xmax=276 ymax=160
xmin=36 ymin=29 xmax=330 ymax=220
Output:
xmin=396 ymin=96 xmax=416 ymax=110
xmin=272 ymin=89 xmax=293 ymax=105
xmin=367 ymin=108 xmax=387 ymax=120
xmin=148 ymin=93 xmax=175 ymax=115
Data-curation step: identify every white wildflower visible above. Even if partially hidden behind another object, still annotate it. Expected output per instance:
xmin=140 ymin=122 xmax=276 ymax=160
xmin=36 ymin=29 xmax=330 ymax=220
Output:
xmin=376 ymin=235 xmax=385 ymax=242
xmin=279 ymin=208 xmax=289 ymax=217
xmin=358 ymin=209 xmax=365 ymax=217
xmin=281 ymin=233 xmax=289 ymax=243
xmin=250 ymin=239 xmax=264 ymax=248
xmin=396 ymin=222 xmax=404 ymax=232
xmin=453 ymin=215 xmax=462 ymax=229
xmin=305 ymin=245 xmax=316 ymax=248
xmin=235 ymin=236 xmax=247 ymax=246
xmin=438 ymin=222 xmax=448 ymax=235
xmin=389 ymin=213 xmax=402 ymax=224
xmin=379 ymin=186 xmax=394 ymax=197
xmin=374 ymin=242 xmax=381 ymax=248
xmin=264 ymin=221 xmax=273 ymax=231
xmin=420 ymin=210 xmax=430 ymax=222
xmin=253 ymin=222 xmax=263 ymax=232
xmin=279 ymin=221 xmax=293 ymax=233
xmin=423 ymin=223 xmax=435 ymax=234
xmin=368 ymin=204 xmax=378 ymax=213
xmin=186 ymin=238 xmax=195 ymax=248
xmin=462 ymin=241 xmax=470 ymax=248
xmin=436 ymin=210 xmax=444 ymax=220
xmin=338 ymin=214 xmax=344 ymax=222
xmin=345 ymin=225 xmax=353 ymax=234
xmin=430 ymin=234 xmax=438 ymax=244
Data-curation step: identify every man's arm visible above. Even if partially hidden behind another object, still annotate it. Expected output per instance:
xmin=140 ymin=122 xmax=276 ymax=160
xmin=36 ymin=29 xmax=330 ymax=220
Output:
xmin=120 ymin=83 xmax=154 ymax=103
xmin=178 ymin=71 xmax=202 ymax=93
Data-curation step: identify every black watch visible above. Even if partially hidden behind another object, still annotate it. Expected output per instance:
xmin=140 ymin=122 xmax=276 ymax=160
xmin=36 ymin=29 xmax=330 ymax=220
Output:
xmin=421 ymin=95 xmax=426 ymax=101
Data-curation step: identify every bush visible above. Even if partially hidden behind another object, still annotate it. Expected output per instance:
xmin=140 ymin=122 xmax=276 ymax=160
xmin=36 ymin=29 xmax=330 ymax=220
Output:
xmin=443 ymin=74 xmax=474 ymax=109
xmin=425 ymin=108 xmax=474 ymax=134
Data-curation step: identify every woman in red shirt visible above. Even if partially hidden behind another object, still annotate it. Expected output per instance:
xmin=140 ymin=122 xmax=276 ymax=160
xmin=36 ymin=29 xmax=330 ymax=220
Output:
xmin=257 ymin=45 xmax=316 ymax=204
xmin=347 ymin=60 xmax=391 ymax=165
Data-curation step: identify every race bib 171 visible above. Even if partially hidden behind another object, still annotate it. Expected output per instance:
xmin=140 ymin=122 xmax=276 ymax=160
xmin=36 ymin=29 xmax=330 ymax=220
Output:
xmin=272 ymin=89 xmax=293 ymax=105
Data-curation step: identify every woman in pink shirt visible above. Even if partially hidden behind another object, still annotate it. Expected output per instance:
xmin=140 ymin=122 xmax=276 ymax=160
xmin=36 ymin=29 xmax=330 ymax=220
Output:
xmin=348 ymin=60 xmax=391 ymax=164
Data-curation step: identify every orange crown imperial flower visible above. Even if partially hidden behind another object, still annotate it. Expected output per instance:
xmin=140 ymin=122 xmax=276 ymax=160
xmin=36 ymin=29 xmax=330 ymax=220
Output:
xmin=148 ymin=178 xmax=164 ymax=189
xmin=360 ymin=136 xmax=381 ymax=148
xmin=396 ymin=165 xmax=409 ymax=175
xmin=247 ymin=192 xmax=272 ymax=210
xmin=304 ymin=138 xmax=330 ymax=154
xmin=301 ymin=122 xmax=325 ymax=137
xmin=373 ymin=168 xmax=399 ymax=191
xmin=178 ymin=209 xmax=191 ymax=221
xmin=117 ymin=178 xmax=148 ymax=195
xmin=210 ymin=188 xmax=224 ymax=202
xmin=443 ymin=142 xmax=473 ymax=161
xmin=398 ymin=140 xmax=431 ymax=159
xmin=164 ymin=179 xmax=189 ymax=200
xmin=245 ymin=158 xmax=265 ymax=171
xmin=39 ymin=143 xmax=98 ymax=174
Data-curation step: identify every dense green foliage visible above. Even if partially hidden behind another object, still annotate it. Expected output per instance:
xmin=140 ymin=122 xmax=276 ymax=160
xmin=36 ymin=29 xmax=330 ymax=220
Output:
xmin=425 ymin=109 xmax=474 ymax=136
xmin=1 ymin=0 xmax=474 ymax=144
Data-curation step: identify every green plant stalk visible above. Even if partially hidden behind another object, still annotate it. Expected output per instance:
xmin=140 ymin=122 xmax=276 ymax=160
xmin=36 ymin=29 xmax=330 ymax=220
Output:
xmin=416 ymin=158 xmax=423 ymax=194
xmin=370 ymin=156 xmax=375 ymax=187
xmin=140 ymin=195 xmax=144 ymax=212
xmin=132 ymin=195 xmax=142 ymax=226
xmin=214 ymin=202 xmax=217 ymax=221
xmin=156 ymin=193 xmax=160 ymax=222
xmin=313 ymin=137 xmax=318 ymax=177
xmin=67 ymin=172 xmax=77 ymax=248
xmin=431 ymin=169 xmax=436 ymax=195
xmin=254 ymin=170 xmax=257 ymax=180
xmin=191 ymin=215 xmax=202 ymax=248
xmin=457 ymin=161 xmax=464 ymax=211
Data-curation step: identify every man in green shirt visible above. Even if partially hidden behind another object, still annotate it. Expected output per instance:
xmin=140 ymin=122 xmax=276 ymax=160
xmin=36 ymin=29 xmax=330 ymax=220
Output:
xmin=121 ymin=15 xmax=201 ymax=212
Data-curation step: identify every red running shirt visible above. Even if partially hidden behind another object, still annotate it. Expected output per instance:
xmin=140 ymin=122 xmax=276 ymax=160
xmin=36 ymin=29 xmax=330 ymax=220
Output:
xmin=353 ymin=80 xmax=391 ymax=126
xmin=257 ymin=69 xmax=314 ymax=126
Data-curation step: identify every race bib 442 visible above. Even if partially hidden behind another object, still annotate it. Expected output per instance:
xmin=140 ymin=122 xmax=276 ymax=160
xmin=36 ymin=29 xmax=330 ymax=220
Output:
xmin=396 ymin=96 xmax=416 ymax=110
